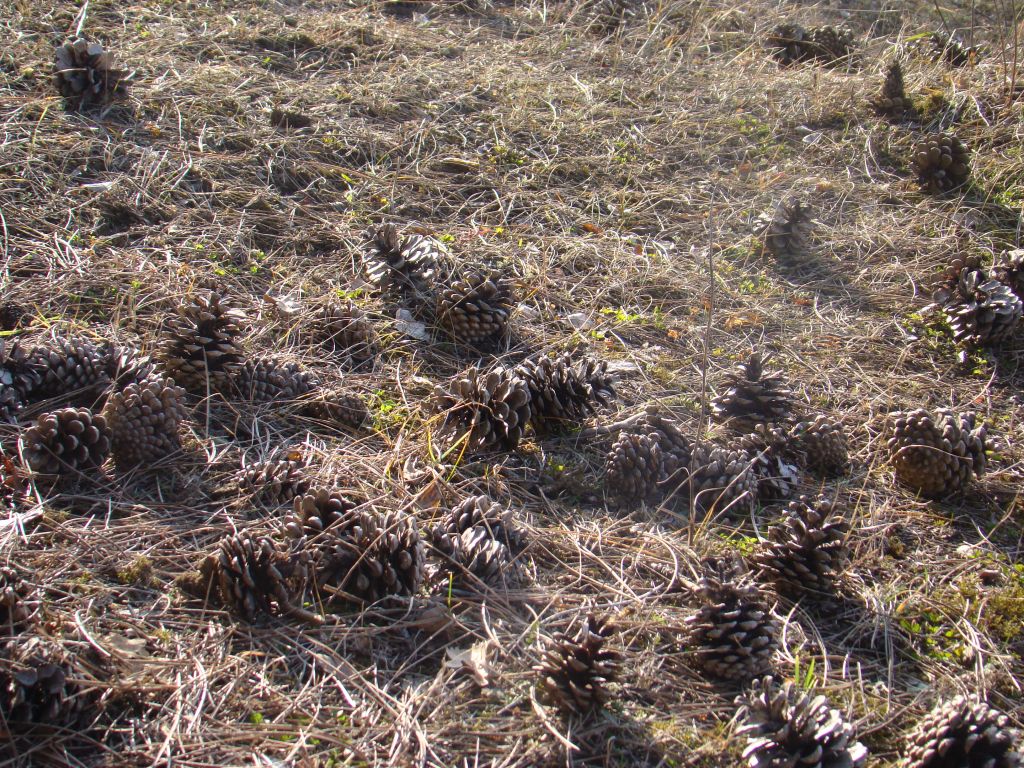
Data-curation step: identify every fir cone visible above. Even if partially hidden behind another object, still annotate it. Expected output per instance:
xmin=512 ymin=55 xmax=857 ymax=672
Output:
xmin=433 ymin=366 xmax=532 ymax=452
xmin=431 ymin=525 xmax=513 ymax=591
xmin=103 ymin=342 xmax=157 ymax=390
xmin=159 ymin=289 xmax=246 ymax=395
xmin=635 ymin=407 xmax=692 ymax=490
xmin=516 ymin=352 xmax=615 ymax=434
xmin=605 ymin=431 xmax=665 ymax=506
xmin=197 ymin=532 xmax=312 ymax=622
xmin=311 ymin=299 xmax=377 ymax=363
xmin=535 ymin=614 xmax=621 ymax=714
xmin=736 ymin=676 xmax=868 ymax=768
xmin=237 ymin=458 xmax=310 ymax=507
xmin=885 ymin=408 xmax=986 ymax=498
xmin=0 ymin=637 xmax=85 ymax=728
xmin=433 ymin=495 xmax=522 ymax=553
xmin=363 ymin=224 xmax=439 ymax=298
xmin=993 ymin=249 xmax=1024 ymax=301
xmin=22 ymin=407 xmax=111 ymax=480
xmin=298 ymin=389 xmax=370 ymax=429
xmin=686 ymin=562 xmax=779 ymax=682
xmin=103 ymin=374 xmax=188 ymax=467
xmin=912 ymin=134 xmax=970 ymax=194
xmin=738 ymin=424 xmax=801 ymax=502
xmin=753 ymin=495 xmax=850 ymax=598
xmin=873 ymin=61 xmax=916 ymax=120
xmin=928 ymin=32 xmax=982 ymax=66
xmin=903 ymin=695 xmax=1021 ymax=768
xmin=233 ymin=359 xmax=320 ymax=403
xmin=0 ymin=340 xmax=39 ymax=423
xmin=25 ymin=335 xmax=111 ymax=404
xmin=760 ymin=198 xmax=814 ymax=259
xmin=435 ymin=270 xmax=513 ymax=345
xmin=0 ymin=302 xmax=27 ymax=332
xmin=687 ymin=442 xmax=757 ymax=518
xmin=807 ymin=25 xmax=857 ymax=65
xmin=0 ymin=568 xmax=35 ymax=636
xmin=53 ymin=37 xmax=129 ymax=110
xmin=766 ymin=23 xmax=811 ymax=66
xmin=931 ymin=259 xmax=1022 ymax=347
xmin=711 ymin=353 xmax=794 ymax=430
xmin=789 ymin=416 xmax=848 ymax=477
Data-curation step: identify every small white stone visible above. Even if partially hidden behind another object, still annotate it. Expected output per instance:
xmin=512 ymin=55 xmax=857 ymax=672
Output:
xmin=395 ymin=309 xmax=430 ymax=341
xmin=566 ymin=312 xmax=594 ymax=330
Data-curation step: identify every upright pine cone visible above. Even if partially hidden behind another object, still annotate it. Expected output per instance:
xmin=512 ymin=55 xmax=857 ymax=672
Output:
xmin=605 ymin=431 xmax=665 ymax=506
xmin=363 ymin=224 xmax=439 ymax=298
xmin=874 ymin=61 xmax=916 ymax=120
xmin=789 ymin=416 xmax=849 ymax=476
xmin=687 ymin=443 xmax=758 ymax=518
xmin=53 ymin=38 xmax=129 ymax=110
xmin=159 ymin=289 xmax=246 ymax=395
xmin=0 ymin=567 xmax=35 ymax=635
xmin=196 ymin=533 xmax=313 ymax=622
xmin=753 ymin=495 xmax=850 ymax=598
xmin=903 ymin=695 xmax=1021 ymax=768
xmin=885 ymin=408 xmax=986 ymax=498
xmin=711 ymin=353 xmax=794 ymax=430
xmin=931 ymin=259 xmax=1022 ymax=347
xmin=516 ymin=352 xmax=615 ymax=434
xmin=912 ymin=134 xmax=970 ymax=194
xmin=299 ymin=388 xmax=370 ymax=429
xmin=237 ymin=457 xmax=310 ymax=507
xmin=433 ymin=366 xmax=532 ymax=451
xmin=286 ymin=491 xmax=424 ymax=605
xmin=685 ymin=562 xmax=779 ymax=681
xmin=232 ymin=359 xmax=320 ymax=403
xmin=22 ymin=407 xmax=111 ymax=479
xmin=103 ymin=375 xmax=188 ymax=467
xmin=736 ymin=676 xmax=868 ymax=768
xmin=435 ymin=270 xmax=513 ymax=345
xmin=432 ymin=495 xmax=522 ymax=553
xmin=0 ymin=340 xmax=39 ymax=423
xmin=310 ymin=299 xmax=376 ymax=363
xmin=738 ymin=424 xmax=801 ymax=502
xmin=535 ymin=614 xmax=621 ymax=714
xmin=25 ymin=335 xmax=111 ymax=404
xmin=0 ymin=637 xmax=84 ymax=728
xmin=766 ymin=23 xmax=811 ymax=66
xmin=993 ymin=249 xmax=1024 ymax=301
xmin=761 ymin=198 xmax=814 ymax=259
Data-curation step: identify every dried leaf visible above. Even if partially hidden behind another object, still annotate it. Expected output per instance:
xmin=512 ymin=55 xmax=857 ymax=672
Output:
xmin=445 ymin=640 xmax=494 ymax=687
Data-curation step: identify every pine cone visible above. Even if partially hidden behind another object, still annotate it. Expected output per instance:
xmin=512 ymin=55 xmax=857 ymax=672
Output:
xmin=636 ymin=408 xmax=692 ymax=489
xmin=789 ymin=416 xmax=849 ymax=476
xmin=0 ymin=637 xmax=84 ymax=728
xmin=605 ymin=431 xmax=665 ymax=506
xmin=298 ymin=389 xmax=370 ymax=429
xmin=431 ymin=525 xmax=513 ymax=591
xmin=687 ymin=442 xmax=757 ymax=518
xmin=103 ymin=375 xmax=188 ymax=467
xmin=807 ymin=25 xmax=857 ymax=65
xmin=433 ymin=495 xmax=523 ymax=553
xmin=738 ymin=424 xmax=801 ymax=502
xmin=197 ymin=532 xmax=312 ymax=621
xmin=535 ymin=614 xmax=620 ymax=714
xmin=159 ymin=289 xmax=246 ymax=395
xmin=516 ymin=352 xmax=615 ymax=434
xmin=760 ymin=198 xmax=814 ymax=259
xmin=311 ymin=299 xmax=377 ymax=363
xmin=885 ymin=408 xmax=986 ymax=498
xmin=286 ymin=491 xmax=424 ymax=605
xmin=0 ymin=302 xmax=27 ymax=332
xmin=766 ymin=23 xmax=811 ymax=66
xmin=931 ymin=259 xmax=1022 ymax=347
xmin=53 ymin=38 xmax=129 ymax=110
xmin=25 ymin=335 xmax=111 ymax=404
xmin=435 ymin=270 xmax=513 ymax=345
xmin=736 ymin=676 xmax=868 ymax=768
xmin=103 ymin=342 xmax=157 ymax=390
xmin=873 ymin=61 xmax=916 ymax=120
xmin=0 ymin=340 xmax=39 ymax=423
xmin=928 ymin=32 xmax=982 ymax=66
xmin=0 ymin=568 xmax=35 ymax=636
xmin=232 ymin=359 xmax=320 ymax=403
xmin=711 ymin=353 xmax=794 ymax=430
xmin=22 ymin=407 xmax=111 ymax=479
xmin=993 ymin=249 xmax=1024 ymax=301
xmin=433 ymin=366 xmax=532 ymax=452
xmin=586 ymin=0 xmax=642 ymax=32
xmin=903 ymin=695 xmax=1021 ymax=768
xmin=753 ymin=495 xmax=850 ymax=598
xmin=0 ymin=452 xmax=29 ymax=510
xmin=912 ymin=134 xmax=970 ymax=194
xmin=686 ymin=561 xmax=779 ymax=681
xmin=363 ymin=224 xmax=439 ymax=298
xmin=237 ymin=458 xmax=310 ymax=507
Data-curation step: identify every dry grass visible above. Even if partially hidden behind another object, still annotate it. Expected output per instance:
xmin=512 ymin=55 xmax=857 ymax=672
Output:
xmin=1 ymin=0 xmax=1023 ymax=765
